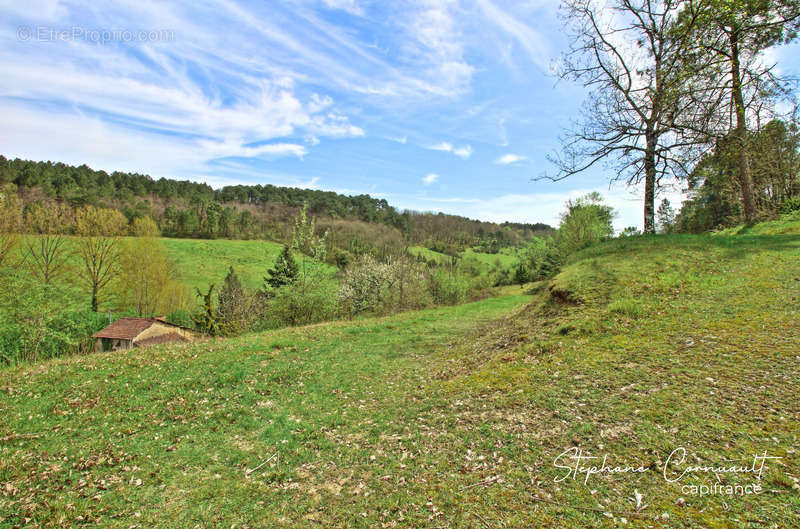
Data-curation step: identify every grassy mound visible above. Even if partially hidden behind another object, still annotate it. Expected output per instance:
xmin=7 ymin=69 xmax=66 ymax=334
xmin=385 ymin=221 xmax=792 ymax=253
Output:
xmin=712 ymin=210 xmax=800 ymax=236
xmin=1 ymin=222 xmax=798 ymax=527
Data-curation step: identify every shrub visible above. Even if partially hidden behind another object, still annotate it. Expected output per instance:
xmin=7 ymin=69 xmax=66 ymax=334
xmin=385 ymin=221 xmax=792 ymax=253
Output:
xmin=519 ymin=238 xmax=562 ymax=281
xmin=338 ymin=255 xmax=433 ymax=317
xmin=781 ymin=197 xmax=800 ymax=214
xmin=429 ymin=269 xmax=469 ymax=305
xmin=556 ymin=192 xmax=615 ymax=254
xmin=382 ymin=258 xmax=432 ymax=311
xmin=0 ymin=272 xmax=107 ymax=365
xmin=332 ymin=249 xmax=352 ymax=269
xmin=491 ymin=266 xmax=513 ymax=286
xmin=261 ymin=203 xmax=339 ymax=327
xmin=338 ymin=255 xmax=393 ymax=316
xmin=218 ymin=267 xmax=261 ymax=335
xmin=264 ymin=279 xmax=338 ymax=327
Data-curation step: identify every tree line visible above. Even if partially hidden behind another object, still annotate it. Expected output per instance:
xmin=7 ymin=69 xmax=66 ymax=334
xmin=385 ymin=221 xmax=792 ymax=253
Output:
xmin=0 ymin=156 xmax=551 ymax=251
xmin=553 ymin=0 xmax=800 ymax=232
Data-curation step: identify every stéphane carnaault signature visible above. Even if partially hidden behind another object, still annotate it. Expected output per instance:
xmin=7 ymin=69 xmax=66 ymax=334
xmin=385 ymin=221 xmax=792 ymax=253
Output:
xmin=553 ymin=446 xmax=779 ymax=486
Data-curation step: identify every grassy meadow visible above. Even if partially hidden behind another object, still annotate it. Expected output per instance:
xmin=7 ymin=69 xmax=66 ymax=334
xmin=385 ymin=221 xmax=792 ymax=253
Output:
xmin=408 ymin=245 xmax=521 ymax=269
xmin=1 ymin=219 xmax=798 ymax=527
xmin=14 ymin=236 xmax=330 ymax=303
xmin=161 ymin=238 xmax=287 ymax=292
xmin=16 ymin=236 xmax=506 ymax=303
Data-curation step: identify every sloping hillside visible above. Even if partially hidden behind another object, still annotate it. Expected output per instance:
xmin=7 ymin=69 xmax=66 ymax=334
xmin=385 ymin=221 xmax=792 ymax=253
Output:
xmin=1 ymin=224 xmax=798 ymax=528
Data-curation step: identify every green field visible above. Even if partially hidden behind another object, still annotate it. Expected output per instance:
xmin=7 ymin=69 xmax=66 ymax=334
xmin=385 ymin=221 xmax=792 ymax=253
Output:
xmin=162 ymin=238 xmax=286 ymax=292
xmin=408 ymin=245 xmax=521 ymax=269
xmin=2 ymin=221 xmax=798 ymax=527
xmin=15 ymin=236 xmax=336 ymax=300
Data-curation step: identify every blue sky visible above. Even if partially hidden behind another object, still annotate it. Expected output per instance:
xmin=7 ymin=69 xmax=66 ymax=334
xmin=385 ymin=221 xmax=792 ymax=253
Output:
xmin=1 ymin=0 xmax=799 ymax=230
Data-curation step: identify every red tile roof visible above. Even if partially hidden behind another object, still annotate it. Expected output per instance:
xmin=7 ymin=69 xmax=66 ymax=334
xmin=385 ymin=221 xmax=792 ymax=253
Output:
xmin=92 ymin=317 xmax=170 ymax=340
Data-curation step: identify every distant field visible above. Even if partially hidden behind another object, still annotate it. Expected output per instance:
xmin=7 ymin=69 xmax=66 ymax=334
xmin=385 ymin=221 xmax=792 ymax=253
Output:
xmin=408 ymin=245 xmax=521 ymax=269
xmin=15 ymin=236 xmax=335 ymax=297
xmin=162 ymin=238 xmax=285 ymax=293
xmin=461 ymin=247 xmax=519 ymax=267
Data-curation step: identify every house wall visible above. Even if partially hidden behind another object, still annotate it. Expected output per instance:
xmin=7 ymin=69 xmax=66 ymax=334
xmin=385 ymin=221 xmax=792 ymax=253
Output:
xmin=95 ymin=338 xmax=133 ymax=352
xmin=133 ymin=322 xmax=194 ymax=344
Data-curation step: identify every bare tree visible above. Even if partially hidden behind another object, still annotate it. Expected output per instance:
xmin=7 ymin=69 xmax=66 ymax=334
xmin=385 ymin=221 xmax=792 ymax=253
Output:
xmin=22 ymin=203 xmax=71 ymax=284
xmin=74 ymin=206 xmax=128 ymax=312
xmin=550 ymin=0 xmax=714 ymax=233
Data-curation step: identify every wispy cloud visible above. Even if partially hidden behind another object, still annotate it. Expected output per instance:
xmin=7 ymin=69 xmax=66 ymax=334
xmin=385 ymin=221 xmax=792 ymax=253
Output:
xmin=430 ymin=142 xmax=454 ymax=152
xmin=428 ymin=141 xmax=473 ymax=159
xmin=0 ymin=0 xmax=485 ymax=180
xmin=495 ymin=153 xmax=527 ymax=165
xmin=400 ymin=0 xmax=474 ymax=96
xmin=474 ymin=0 xmax=552 ymax=71
xmin=321 ymin=0 xmax=364 ymax=16
xmin=423 ymin=172 xmax=439 ymax=185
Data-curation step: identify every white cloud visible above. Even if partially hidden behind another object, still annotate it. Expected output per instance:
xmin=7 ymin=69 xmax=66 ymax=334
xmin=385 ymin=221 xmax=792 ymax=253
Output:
xmin=495 ymin=153 xmax=527 ymax=165
xmin=430 ymin=141 xmax=454 ymax=152
xmin=321 ymin=0 xmax=364 ymax=16
xmin=453 ymin=145 xmax=473 ymax=159
xmin=474 ymin=0 xmax=552 ymax=71
xmin=198 ymin=140 xmax=308 ymax=159
xmin=308 ymin=93 xmax=334 ymax=113
xmin=428 ymin=141 xmax=472 ymax=158
xmin=400 ymin=0 xmax=475 ymax=96
xmin=0 ymin=1 xmax=383 ymax=180
xmin=423 ymin=173 xmax=439 ymax=185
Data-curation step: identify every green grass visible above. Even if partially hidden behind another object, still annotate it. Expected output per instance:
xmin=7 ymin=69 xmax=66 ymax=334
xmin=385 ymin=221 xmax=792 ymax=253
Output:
xmin=407 ymin=245 xmax=450 ymax=263
xmin=461 ymin=247 xmax=519 ymax=267
xmin=2 ymin=220 xmax=799 ymax=527
xmin=15 ymin=236 xmax=335 ymax=300
xmin=161 ymin=238 xmax=286 ymax=292
xmin=712 ymin=210 xmax=800 ymax=236
xmin=408 ymin=245 xmax=521 ymax=269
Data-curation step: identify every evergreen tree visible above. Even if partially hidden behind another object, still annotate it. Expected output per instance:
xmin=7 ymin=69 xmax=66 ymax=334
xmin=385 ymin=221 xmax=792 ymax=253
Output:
xmin=512 ymin=262 xmax=530 ymax=285
xmin=657 ymin=199 xmax=676 ymax=233
xmin=218 ymin=267 xmax=247 ymax=334
xmin=264 ymin=245 xmax=299 ymax=290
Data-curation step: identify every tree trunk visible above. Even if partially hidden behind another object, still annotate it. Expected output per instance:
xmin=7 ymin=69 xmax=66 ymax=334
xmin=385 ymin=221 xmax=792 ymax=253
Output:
xmin=91 ymin=284 xmax=99 ymax=312
xmin=730 ymin=30 xmax=758 ymax=223
xmin=643 ymin=130 xmax=657 ymax=234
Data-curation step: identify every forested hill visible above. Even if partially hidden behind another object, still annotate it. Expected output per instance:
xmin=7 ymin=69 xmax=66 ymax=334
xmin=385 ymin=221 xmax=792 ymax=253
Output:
xmin=0 ymin=156 xmax=552 ymax=251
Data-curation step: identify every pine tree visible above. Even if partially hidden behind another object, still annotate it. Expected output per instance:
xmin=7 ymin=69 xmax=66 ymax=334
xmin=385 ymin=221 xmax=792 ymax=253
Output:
xmin=218 ymin=267 xmax=246 ymax=334
xmin=513 ymin=262 xmax=530 ymax=285
xmin=264 ymin=245 xmax=299 ymax=290
xmin=657 ymin=199 xmax=676 ymax=233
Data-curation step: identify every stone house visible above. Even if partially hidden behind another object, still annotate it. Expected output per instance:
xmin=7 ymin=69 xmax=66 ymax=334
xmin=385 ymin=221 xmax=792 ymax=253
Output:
xmin=92 ymin=317 xmax=195 ymax=352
